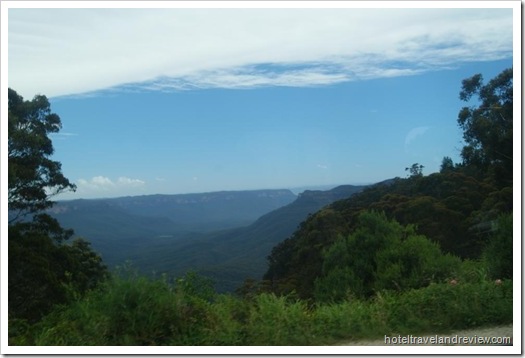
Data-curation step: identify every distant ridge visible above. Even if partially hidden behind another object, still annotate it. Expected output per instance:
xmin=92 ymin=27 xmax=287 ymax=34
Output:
xmin=126 ymin=184 xmax=369 ymax=292
xmin=47 ymin=189 xmax=296 ymax=267
xmin=50 ymin=189 xmax=297 ymax=233
xmin=47 ymin=184 xmax=375 ymax=292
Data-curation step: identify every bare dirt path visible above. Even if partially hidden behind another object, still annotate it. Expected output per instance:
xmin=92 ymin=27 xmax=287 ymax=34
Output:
xmin=337 ymin=324 xmax=513 ymax=346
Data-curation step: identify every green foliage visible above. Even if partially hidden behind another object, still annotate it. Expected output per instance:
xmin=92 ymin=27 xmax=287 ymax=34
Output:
xmin=48 ymin=185 xmax=365 ymax=294
xmin=11 ymin=272 xmax=512 ymax=346
xmin=440 ymin=156 xmax=455 ymax=173
xmin=458 ymin=68 xmax=513 ymax=186
xmin=8 ymin=88 xmax=108 ymax=327
xmin=379 ymin=280 xmax=513 ymax=333
xmin=314 ymin=211 xmax=461 ymax=302
xmin=8 ymin=225 xmax=66 ymax=322
xmin=314 ymin=265 xmax=356 ymax=303
xmin=311 ymin=299 xmax=384 ymax=342
xmin=265 ymin=208 xmax=349 ymax=298
xmin=458 ymin=259 xmax=490 ymax=284
xmin=8 ymin=224 xmax=108 ymax=323
xmin=8 ymin=88 xmax=76 ymax=220
xmin=375 ymin=235 xmax=461 ymax=291
xmin=405 ymin=163 xmax=424 ymax=177
xmin=483 ymin=213 xmax=513 ymax=279
xmin=174 ymin=270 xmax=216 ymax=302
xmin=25 ymin=270 xmax=215 ymax=345
xmin=202 ymin=294 xmax=249 ymax=345
xmin=265 ymin=168 xmax=511 ymax=299
xmin=59 ymin=238 xmax=109 ymax=298
xmin=245 ymin=293 xmax=312 ymax=345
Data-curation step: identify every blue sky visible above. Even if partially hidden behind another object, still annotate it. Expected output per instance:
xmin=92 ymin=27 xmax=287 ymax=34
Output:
xmin=5 ymin=3 xmax=516 ymax=199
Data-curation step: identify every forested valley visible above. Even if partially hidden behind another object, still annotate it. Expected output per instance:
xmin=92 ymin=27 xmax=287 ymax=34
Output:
xmin=8 ymin=69 xmax=513 ymax=346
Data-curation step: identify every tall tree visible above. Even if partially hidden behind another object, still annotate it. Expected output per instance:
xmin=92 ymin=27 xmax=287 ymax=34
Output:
xmin=8 ymin=88 xmax=76 ymax=222
xmin=458 ymin=68 xmax=513 ymax=186
xmin=8 ymin=89 xmax=107 ymax=323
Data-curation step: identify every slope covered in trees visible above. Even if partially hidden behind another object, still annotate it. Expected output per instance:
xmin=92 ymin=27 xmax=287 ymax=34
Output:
xmin=125 ymin=184 xmax=367 ymax=292
xmin=263 ymin=68 xmax=514 ymax=300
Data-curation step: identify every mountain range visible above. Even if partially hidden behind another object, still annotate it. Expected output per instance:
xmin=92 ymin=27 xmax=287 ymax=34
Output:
xmin=48 ymin=185 xmax=368 ymax=292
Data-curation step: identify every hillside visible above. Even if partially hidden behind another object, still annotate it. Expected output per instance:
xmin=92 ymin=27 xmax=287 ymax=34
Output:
xmin=126 ymin=184 xmax=367 ymax=291
xmin=263 ymin=171 xmax=513 ymax=299
xmin=48 ymin=185 xmax=366 ymax=292
xmin=47 ymin=189 xmax=296 ymax=268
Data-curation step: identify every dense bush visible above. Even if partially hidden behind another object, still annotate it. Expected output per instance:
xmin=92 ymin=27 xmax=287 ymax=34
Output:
xmin=22 ymin=269 xmax=214 ymax=346
xmin=379 ymin=280 xmax=513 ymax=334
xmin=265 ymin=171 xmax=508 ymax=299
xmin=483 ymin=213 xmax=513 ymax=279
xmin=8 ymin=220 xmax=108 ymax=323
xmin=10 ymin=270 xmax=512 ymax=346
xmin=244 ymin=293 xmax=312 ymax=345
xmin=313 ymin=211 xmax=461 ymax=302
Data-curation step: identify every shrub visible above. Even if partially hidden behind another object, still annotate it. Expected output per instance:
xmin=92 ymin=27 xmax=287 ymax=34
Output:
xmin=31 ymin=270 xmax=215 ymax=345
xmin=203 ymin=295 xmax=249 ymax=345
xmin=314 ymin=211 xmax=461 ymax=302
xmin=483 ymin=213 xmax=513 ymax=279
xmin=379 ymin=280 xmax=513 ymax=334
xmin=245 ymin=293 xmax=312 ymax=345
xmin=14 ymin=271 xmax=512 ymax=346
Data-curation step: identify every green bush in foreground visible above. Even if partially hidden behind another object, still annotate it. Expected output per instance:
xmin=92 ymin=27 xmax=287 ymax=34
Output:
xmin=10 ymin=273 xmax=512 ymax=346
xmin=378 ymin=280 xmax=513 ymax=335
xmin=244 ymin=293 xmax=312 ymax=345
xmin=23 ymin=270 xmax=213 ymax=345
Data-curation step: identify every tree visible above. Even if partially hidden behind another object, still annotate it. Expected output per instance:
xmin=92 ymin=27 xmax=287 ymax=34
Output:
xmin=8 ymin=88 xmax=107 ymax=323
xmin=8 ymin=88 xmax=76 ymax=222
xmin=440 ymin=156 xmax=455 ymax=173
xmin=8 ymin=226 xmax=107 ymax=321
xmin=313 ymin=211 xmax=460 ymax=302
xmin=457 ymin=68 xmax=513 ymax=186
xmin=405 ymin=163 xmax=424 ymax=178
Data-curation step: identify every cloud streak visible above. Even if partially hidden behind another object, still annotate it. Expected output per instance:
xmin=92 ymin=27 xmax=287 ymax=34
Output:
xmin=7 ymin=6 xmax=513 ymax=98
xmin=404 ymin=126 xmax=430 ymax=151
xmin=76 ymin=176 xmax=146 ymax=195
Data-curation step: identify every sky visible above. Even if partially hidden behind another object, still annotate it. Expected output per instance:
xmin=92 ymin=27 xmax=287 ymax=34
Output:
xmin=4 ymin=2 xmax=517 ymax=200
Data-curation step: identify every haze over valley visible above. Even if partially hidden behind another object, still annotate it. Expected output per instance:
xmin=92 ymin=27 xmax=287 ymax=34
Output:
xmin=47 ymin=184 xmax=368 ymax=291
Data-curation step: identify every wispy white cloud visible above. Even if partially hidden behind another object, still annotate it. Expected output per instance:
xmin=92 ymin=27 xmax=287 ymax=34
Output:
xmin=7 ymin=7 xmax=513 ymax=98
xmin=122 ymin=65 xmax=351 ymax=92
xmin=76 ymin=176 xmax=145 ymax=195
xmin=404 ymin=126 xmax=430 ymax=150
xmin=49 ymin=132 xmax=78 ymax=140
xmin=117 ymin=177 xmax=146 ymax=187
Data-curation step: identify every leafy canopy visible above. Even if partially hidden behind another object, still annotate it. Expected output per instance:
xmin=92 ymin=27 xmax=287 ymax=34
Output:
xmin=314 ymin=211 xmax=460 ymax=302
xmin=8 ymin=88 xmax=108 ymax=323
xmin=8 ymin=88 xmax=76 ymax=221
xmin=458 ymin=68 xmax=513 ymax=186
